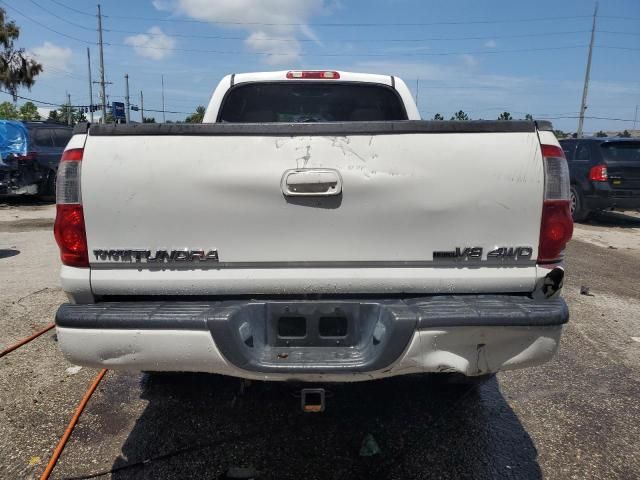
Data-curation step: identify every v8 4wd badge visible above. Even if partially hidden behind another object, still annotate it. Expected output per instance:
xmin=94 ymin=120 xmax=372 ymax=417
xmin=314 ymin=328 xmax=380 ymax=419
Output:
xmin=433 ymin=246 xmax=532 ymax=261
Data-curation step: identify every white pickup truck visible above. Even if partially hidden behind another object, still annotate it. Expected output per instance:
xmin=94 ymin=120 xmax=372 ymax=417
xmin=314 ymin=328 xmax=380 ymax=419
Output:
xmin=54 ymin=70 xmax=572 ymax=386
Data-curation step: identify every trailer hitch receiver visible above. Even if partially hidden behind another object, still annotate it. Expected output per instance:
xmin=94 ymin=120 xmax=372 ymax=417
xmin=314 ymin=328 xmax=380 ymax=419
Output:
xmin=300 ymin=388 xmax=325 ymax=413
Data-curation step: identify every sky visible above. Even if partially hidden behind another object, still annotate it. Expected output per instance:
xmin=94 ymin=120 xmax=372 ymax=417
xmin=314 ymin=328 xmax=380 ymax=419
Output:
xmin=1 ymin=0 xmax=639 ymax=133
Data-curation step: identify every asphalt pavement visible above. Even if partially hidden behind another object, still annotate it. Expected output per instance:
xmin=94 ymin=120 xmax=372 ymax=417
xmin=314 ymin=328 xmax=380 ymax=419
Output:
xmin=1 ymin=199 xmax=639 ymax=480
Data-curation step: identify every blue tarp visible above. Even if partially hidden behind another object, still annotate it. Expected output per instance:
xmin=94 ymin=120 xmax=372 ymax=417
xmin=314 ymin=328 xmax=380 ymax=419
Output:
xmin=0 ymin=120 xmax=28 ymax=164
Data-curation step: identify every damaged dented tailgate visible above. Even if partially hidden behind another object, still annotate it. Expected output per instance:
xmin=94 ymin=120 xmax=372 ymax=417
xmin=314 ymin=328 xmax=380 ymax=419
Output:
xmin=81 ymin=122 xmax=545 ymax=295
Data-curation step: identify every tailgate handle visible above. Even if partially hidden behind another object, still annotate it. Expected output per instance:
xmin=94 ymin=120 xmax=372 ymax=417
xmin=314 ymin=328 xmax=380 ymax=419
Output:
xmin=281 ymin=169 xmax=342 ymax=196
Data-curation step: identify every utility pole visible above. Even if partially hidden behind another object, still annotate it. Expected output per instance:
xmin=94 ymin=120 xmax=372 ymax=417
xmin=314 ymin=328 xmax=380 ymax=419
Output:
xmin=634 ymin=105 xmax=638 ymax=131
xmin=66 ymin=93 xmax=72 ymax=125
xmin=140 ymin=90 xmax=144 ymax=122
xmin=415 ymin=78 xmax=419 ymax=106
xmin=96 ymin=4 xmax=110 ymax=123
xmin=86 ymin=47 xmax=94 ymax=123
xmin=577 ymin=2 xmax=598 ymax=138
xmin=124 ymin=74 xmax=130 ymax=123
xmin=161 ymin=74 xmax=166 ymax=123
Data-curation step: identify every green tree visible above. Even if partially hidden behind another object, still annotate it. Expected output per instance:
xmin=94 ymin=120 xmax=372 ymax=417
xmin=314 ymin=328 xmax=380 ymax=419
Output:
xmin=450 ymin=110 xmax=469 ymax=121
xmin=497 ymin=111 xmax=512 ymax=121
xmin=185 ymin=105 xmax=206 ymax=123
xmin=594 ymin=130 xmax=608 ymax=137
xmin=432 ymin=113 xmax=444 ymax=120
xmin=0 ymin=100 xmax=18 ymax=119
xmin=525 ymin=113 xmax=533 ymax=121
xmin=553 ymin=129 xmax=568 ymax=139
xmin=18 ymin=101 xmax=39 ymax=120
xmin=618 ymin=130 xmax=631 ymax=138
xmin=47 ymin=109 xmax=61 ymax=122
xmin=0 ymin=8 xmax=42 ymax=100
xmin=55 ymin=104 xmax=87 ymax=125
xmin=142 ymin=116 xmax=156 ymax=123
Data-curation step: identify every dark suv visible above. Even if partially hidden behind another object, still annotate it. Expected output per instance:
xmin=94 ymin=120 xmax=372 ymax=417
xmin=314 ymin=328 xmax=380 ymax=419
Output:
xmin=0 ymin=121 xmax=73 ymax=197
xmin=559 ymin=138 xmax=640 ymax=221
xmin=25 ymin=121 xmax=73 ymax=196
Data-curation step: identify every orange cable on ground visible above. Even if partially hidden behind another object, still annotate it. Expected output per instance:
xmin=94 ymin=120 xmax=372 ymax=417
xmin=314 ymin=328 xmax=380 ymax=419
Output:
xmin=40 ymin=368 xmax=109 ymax=480
xmin=0 ymin=323 xmax=55 ymax=359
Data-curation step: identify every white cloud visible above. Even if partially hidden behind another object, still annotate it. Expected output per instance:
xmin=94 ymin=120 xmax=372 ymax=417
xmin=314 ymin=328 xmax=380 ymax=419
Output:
xmin=152 ymin=0 xmax=173 ymax=10
xmin=484 ymin=39 xmax=497 ymax=48
xmin=124 ymin=27 xmax=176 ymax=60
xmin=30 ymin=42 xmax=73 ymax=76
xmin=245 ymin=31 xmax=301 ymax=65
xmin=159 ymin=0 xmax=327 ymax=64
xmin=37 ymin=107 xmax=53 ymax=119
xmin=461 ymin=54 xmax=478 ymax=67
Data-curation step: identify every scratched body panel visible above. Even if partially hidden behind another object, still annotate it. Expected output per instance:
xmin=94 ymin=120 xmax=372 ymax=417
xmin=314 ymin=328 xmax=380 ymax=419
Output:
xmin=82 ymin=131 xmax=543 ymax=297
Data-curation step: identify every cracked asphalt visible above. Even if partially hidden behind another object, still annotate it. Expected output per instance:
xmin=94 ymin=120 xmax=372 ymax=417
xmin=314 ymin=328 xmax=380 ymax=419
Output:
xmin=1 ymin=200 xmax=639 ymax=480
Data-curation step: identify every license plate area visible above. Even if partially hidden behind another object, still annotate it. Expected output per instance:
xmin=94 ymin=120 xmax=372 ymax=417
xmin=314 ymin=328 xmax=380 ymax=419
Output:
xmin=206 ymin=300 xmax=416 ymax=373
xmin=268 ymin=303 xmax=359 ymax=347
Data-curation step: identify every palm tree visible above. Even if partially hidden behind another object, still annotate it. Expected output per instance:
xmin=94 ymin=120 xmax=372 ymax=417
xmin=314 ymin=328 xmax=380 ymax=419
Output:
xmin=185 ymin=106 xmax=206 ymax=123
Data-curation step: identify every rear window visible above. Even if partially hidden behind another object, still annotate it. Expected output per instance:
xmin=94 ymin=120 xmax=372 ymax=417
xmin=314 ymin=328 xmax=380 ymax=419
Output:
xmin=601 ymin=142 xmax=640 ymax=162
xmin=32 ymin=128 xmax=54 ymax=147
xmin=53 ymin=128 xmax=73 ymax=148
xmin=218 ymin=82 xmax=407 ymax=123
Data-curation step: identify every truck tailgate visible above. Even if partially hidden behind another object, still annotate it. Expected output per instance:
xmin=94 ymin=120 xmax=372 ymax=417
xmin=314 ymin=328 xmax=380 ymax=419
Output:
xmin=80 ymin=122 xmax=545 ymax=295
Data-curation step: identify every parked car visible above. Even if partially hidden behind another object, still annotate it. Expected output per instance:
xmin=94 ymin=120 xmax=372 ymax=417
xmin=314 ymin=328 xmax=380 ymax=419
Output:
xmin=53 ymin=70 xmax=572 ymax=403
xmin=560 ymin=138 xmax=640 ymax=221
xmin=0 ymin=120 xmax=72 ymax=197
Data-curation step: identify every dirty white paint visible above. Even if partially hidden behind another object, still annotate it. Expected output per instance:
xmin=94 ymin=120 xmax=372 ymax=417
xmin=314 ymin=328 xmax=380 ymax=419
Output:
xmin=89 ymin=266 xmax=539 ymax=296
xmin=80 ymin=131 xmax=544 ymax=296
xmin=56 ymin=325 xmax=562 ymax=381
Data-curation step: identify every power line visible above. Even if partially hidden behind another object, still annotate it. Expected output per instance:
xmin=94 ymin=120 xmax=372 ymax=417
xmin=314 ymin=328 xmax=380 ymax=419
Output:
xmin=39 ymin=0 xmax=639 ymax=42
xmin=0 ymin=1 xmax=93 ymax=44
xmin=598 ymin=29 xmax=640 ymax=36
xmin=47 ymin=0 xmax=93 ymax=16
xmin=106 ymin=28 xmax=591 ymax=43
xmin=27 ymin=0 xmax=94 ymax=30
xmin=545 ymin=115 xmax=637 ymax=123
xmin=418 ymin=108 xmax=636 ymax=123
xmin=597 ymin=45 xmax=640 ymax=51
xmin=43 ymin=0 xmax=640 ymax=27
xmin=43 ymin=65 xmax=85 ymax=81
xmin=0 ymin=89 xmax=191 ymax=114
xmin=100 ymin=13 xmax=595 ymax=27
xmin=598 ymin=15 xmax=640 ymax=21
xmin=109 ymin=42 xmax=589 ymax=57
xmin=0 ymin=88 xmax=76 ymax=107
xmin=9 ymin=1 xmax=640 ymax=58
xmin=52 ymin=0 xmax=640 ymax=24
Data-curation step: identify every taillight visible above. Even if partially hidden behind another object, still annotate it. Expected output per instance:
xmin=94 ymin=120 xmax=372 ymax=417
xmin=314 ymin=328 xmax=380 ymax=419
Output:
xmin=286 ymin=70 xmax=340 ymax=79
xmin=54 ymin=148 xmax=88 ymax=267
xmin=538 ymin=144 xmax=573 ymax=264
xmin=16 ymin=151 xmax=38 ymax=161
xmin=588 ymin=164 xmax=608 ymax=182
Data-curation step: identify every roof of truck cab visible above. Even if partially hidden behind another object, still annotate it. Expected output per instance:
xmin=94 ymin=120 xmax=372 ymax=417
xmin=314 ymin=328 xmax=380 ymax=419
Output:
xmin=230 ymin=70 xmax=395 ymax=86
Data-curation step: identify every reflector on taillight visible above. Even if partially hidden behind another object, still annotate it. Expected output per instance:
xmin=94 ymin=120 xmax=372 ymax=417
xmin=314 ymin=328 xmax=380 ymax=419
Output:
xmin=538 ymin=144 xmax=573 ymax=264
xmin=56 ymin=148 xmax=83 ymax=204
xmin=54 ymin=148 xmax=88 ymax=267
xmin=588 ymin=164 xmax=608 ymax=182
xmin=286 ymin=70 xmax=340 ymax=79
